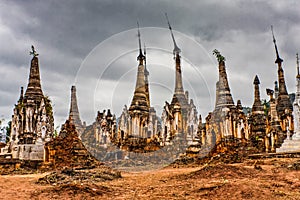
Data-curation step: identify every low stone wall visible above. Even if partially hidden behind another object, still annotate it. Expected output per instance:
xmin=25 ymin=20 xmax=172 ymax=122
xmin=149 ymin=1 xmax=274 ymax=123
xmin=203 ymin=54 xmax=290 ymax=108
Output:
xmin=0 ymin=158 xmax=21 ymax=174
xmin=0 ymin=158 xmax=43 ymax=174
xmin=248 ymin=151 xmax=300 ymax=159
xmin=18 ymin=144 xmax=44 ymax=160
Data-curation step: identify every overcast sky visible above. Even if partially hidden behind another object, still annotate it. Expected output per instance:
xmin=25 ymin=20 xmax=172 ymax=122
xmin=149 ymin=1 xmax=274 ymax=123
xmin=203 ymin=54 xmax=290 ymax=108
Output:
xmin=1 ymin=0 xmax=300 ymax=128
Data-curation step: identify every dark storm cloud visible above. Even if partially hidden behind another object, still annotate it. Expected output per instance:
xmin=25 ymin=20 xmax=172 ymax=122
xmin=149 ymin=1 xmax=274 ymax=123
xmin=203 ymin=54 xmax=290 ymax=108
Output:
xmin=0 ymin=0 xmax=300 ymax=126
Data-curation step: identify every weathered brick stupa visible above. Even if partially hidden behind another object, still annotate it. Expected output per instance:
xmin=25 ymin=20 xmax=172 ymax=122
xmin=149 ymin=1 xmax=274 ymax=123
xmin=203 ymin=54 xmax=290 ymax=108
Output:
xmin=205 ymin=50 xmax=249 ymax=146
xmin=65 ymin=86 xmax=85 ymax=137
xmin=0 ymin=46 xmax=54 ymax=160
xmin=248 ymin=75 xmax=266 ymax=151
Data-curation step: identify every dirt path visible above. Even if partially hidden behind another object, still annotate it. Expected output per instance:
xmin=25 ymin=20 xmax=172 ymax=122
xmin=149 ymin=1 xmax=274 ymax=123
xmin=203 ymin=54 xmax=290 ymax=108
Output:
xmin=0 ymin=173 xmax=50 ymax=200
xmin=1 ymin=158 xmax=300 ymax=200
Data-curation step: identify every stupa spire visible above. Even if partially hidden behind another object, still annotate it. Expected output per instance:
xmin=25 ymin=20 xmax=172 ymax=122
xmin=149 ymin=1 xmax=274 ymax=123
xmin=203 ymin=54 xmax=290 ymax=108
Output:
xmin=270 ymin=26 xmax=293 ymax=115
xmin=165 ymin=13 xmax=181 ymax=56
xmin=24 ymin=45 xmax=43 ymax=101
xmin=271 ymin=25 xmax=283 ymax=64
xmin=137 ymin=22 xmax=145 ymax=65
xmin=297 ymin=53 xmax=300 ymax=78
xmin=144 ymin=43 xmax=150 ymax=105
xmin=165 ymin=13 xmax=187 ymax=107
xmin=252 ymin=75 xmax=264 ymax=114
xmin=129 ymin=25 xmax=150 ymax=114
xmin=213 ymin=49 xmax=234 ymax=110
xmin=68 ymin=86 xmax=82 ymax=127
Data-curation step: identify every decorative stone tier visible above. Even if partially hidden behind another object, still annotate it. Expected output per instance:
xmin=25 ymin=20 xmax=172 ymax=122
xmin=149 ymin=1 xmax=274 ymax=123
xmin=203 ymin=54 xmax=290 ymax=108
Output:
xmin=276 ymin=134 xmax=300 ymax=153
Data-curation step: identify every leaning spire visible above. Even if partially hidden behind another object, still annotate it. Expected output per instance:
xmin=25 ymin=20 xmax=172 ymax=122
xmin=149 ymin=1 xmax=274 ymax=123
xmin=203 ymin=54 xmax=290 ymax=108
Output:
xmin=165 ymin=13 xmax=187 ymax=107
xmin=271 ymin=25 xmax=283 ymax=64
xmin=165 ymin=13 xmax=181 ymax=56
xmin=137 ymin=21 xmax=145 ymax=65
xmin=271 ymin=26 xmax=292 ymax=115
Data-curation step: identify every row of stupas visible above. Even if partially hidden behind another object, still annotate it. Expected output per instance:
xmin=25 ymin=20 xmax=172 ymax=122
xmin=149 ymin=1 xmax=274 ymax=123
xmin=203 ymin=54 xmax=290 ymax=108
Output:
xmin=91 ymin=22 xmax=299 ymax=155
xmin=94 ymin=17 xmax=199 ymax=152
xmin=1 ymin=19 xmax=300 ymax=162
xmin=204 ymin=26 xmax=296 ymax=153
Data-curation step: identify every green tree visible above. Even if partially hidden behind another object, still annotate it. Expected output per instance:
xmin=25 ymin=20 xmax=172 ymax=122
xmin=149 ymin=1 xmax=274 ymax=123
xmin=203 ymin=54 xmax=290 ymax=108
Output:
xmin=213 ymin=49 xmax=226 ymax=63
xmin=6 ymin=121 xmax=11 ymax=143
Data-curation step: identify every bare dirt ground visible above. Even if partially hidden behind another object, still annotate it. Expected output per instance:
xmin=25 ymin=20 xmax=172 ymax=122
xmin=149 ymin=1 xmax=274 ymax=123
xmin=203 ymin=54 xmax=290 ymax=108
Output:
xmin=1 ymin=158 xmax=300 ymax=200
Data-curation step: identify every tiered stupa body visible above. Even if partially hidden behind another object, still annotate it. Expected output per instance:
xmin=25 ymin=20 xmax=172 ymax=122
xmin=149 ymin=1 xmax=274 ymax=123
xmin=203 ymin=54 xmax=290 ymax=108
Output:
xmin=128 ymin=24 xmax=150 ymax=138
xmin=209 ymin=51 xmax=235 ymax=142
xmin=249 ymin=75 xmax=266 ymax=151
xmin=117 ymin=24 xmax=159 ymax=143
xmin=272 ymin=33 xmax=293 ymax=116
xmin=205 ymin=50 xmax=248 ymax=145
xmin=214 ymin=60 xmax=235 ymax=111
xmin=277 ymin=54 xmax=300 ymax=152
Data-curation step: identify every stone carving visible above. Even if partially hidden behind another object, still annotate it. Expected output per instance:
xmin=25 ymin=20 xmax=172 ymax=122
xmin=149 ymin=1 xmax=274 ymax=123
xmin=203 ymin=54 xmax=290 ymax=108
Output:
xmin=29 ymin=45 xmax=39 ymax=57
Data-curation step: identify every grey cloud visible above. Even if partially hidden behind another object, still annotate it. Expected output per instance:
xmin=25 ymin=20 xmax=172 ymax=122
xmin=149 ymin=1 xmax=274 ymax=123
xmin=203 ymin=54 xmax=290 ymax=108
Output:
xmin=0 ymin=0 xmax=300 ymax=126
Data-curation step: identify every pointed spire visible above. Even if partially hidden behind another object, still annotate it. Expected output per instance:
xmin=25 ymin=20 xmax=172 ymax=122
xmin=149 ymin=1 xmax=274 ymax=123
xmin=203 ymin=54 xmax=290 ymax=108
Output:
xmin=271 ymin=26 xmax=283 ymax=64
xmin=24 ymin=45 xmax=43 ymax=101
xmin=165 ymin=13 xmax=181 ymax=56
xmin=251 ymin=76 xmax=266 ymax=136
xmin=165 ymin=14 xmax=187 ymax=107
xmin=69 ymin=86 xmax=79 ymax=118
xmin=143 ymin=43 xmax=150 ymax=106
xmin=270 ymin=27 xmax=292 ymax=114
xmin=68 ymin=85 xmax=83 ymax=128
xmin=144 ymin=43 xmax=149 ymax=76
xmin=253 ymin=75 xmax=260 ymax=85
xmin=213 ymin=50 xmax=234 ymax=110
xmin=252 ymin=75 xmax=264 ymax=114
xmin=69 ymin=85 xmax=82 ymax=122
xmin=297 ymin=53 xmax=300 ymax=78
xmin=129 ymin=26 xmax=150 ymax=114
xmin=18 ymin=87 xmax=24 ymax=102
xmin=137 ymin=22 xmax=145 ymax=65
xmin=295 ymin=53 xmax=300 ymax=105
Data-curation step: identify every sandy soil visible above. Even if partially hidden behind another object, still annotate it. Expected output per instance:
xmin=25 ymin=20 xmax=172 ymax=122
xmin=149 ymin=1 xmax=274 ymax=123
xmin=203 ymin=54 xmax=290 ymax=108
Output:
xmin=1 ymin=158 xmax=300 ymax=200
